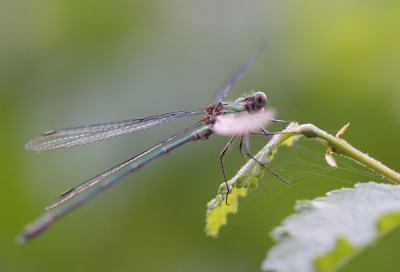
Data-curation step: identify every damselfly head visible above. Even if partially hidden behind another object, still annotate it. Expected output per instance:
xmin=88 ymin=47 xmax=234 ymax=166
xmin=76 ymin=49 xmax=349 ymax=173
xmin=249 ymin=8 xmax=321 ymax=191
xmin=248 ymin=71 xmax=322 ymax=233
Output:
xmin=235 ymin=91 xmax=267 ymax=111
xmin=252 ymin=92 xmax=267 ymax=110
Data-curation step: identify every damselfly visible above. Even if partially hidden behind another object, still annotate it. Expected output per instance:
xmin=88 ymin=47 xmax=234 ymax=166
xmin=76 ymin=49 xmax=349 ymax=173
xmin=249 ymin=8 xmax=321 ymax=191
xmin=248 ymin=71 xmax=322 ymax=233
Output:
xmin=17 ymin=38 xmax=288 ymax=243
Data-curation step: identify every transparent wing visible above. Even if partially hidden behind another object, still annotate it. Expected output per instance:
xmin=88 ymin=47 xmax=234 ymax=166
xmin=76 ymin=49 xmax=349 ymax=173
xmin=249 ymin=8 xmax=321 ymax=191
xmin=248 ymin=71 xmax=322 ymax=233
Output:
xmin=45 ymin=121 xmax=204 ymax=210
xmin=17 ymin=122 xmax=206 ymax=243
xmin=46 ymin=156 xmax=137 ymax=209
xmin=213 ymin=38 xmax=268 ymax=103
xmin=25 ymin=109 xmax=205 ymax=151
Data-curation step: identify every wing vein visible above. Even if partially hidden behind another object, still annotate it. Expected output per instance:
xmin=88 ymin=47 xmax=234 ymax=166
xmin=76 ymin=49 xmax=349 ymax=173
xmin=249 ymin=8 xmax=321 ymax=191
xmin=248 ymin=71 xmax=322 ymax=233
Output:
xmin=25 ymin=109 xmax=205 ymax=151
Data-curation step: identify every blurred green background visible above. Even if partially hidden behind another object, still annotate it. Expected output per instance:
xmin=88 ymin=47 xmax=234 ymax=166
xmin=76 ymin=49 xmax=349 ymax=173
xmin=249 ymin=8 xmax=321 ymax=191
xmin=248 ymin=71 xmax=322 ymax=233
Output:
xmin=2 ymin=1 xmax=400 ymax=271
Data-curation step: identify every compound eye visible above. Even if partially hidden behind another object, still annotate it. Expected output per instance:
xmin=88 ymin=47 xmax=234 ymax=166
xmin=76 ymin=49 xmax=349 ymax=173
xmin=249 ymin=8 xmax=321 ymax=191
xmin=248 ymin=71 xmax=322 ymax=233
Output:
xmin=252 ymin=92 xmax=267 ymax=109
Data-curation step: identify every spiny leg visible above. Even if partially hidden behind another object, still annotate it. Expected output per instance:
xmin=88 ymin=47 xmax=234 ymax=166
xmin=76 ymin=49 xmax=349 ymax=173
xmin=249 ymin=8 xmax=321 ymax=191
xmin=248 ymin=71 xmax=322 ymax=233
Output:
xmin=248 ymin=114 xmax=295 ymax=136
xmin=220 ymin=132 xmax=239 ymax=204
xmin=247 ymin=113 xmax=273 ymax=137
xmin=238 ymin=134 xmax=247 ymax=162
xmin=262 ymin=117 xmax=294 ymax=124
xmin=250 ymin=119 xmax=300 ymax=137
xmin=267 ymin=118 xmax=292 ymax=124
xmin=244 ymin=133 xmax=288 ymax=184
xmin=254 ymin=125 xmax=270 ymax=137
xmin=246 ymin=114 xmax=272 ymax=137
xmin=255 ymin=116 xmax=297 ymax=136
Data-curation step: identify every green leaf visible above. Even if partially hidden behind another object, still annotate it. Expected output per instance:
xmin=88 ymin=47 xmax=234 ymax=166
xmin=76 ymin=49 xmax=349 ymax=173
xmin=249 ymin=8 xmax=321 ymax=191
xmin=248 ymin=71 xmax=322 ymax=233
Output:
xmin=314 ymin=237 xmax=356 ymax=272
xmin=205 ymin=187 xmax=247 ymax=238
xmin=205 ymin=122 xmax=301 ymax=237
xmin=262 ymin=182 xmax=400 ymax=272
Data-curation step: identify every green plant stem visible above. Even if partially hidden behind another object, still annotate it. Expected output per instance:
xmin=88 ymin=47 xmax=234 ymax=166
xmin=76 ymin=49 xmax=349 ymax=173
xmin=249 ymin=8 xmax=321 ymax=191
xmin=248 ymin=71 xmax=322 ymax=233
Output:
xmin=206 ymin=122 xmax=400 ymax=237
xmin=297 ymin=124 xmax=400 ymax=184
